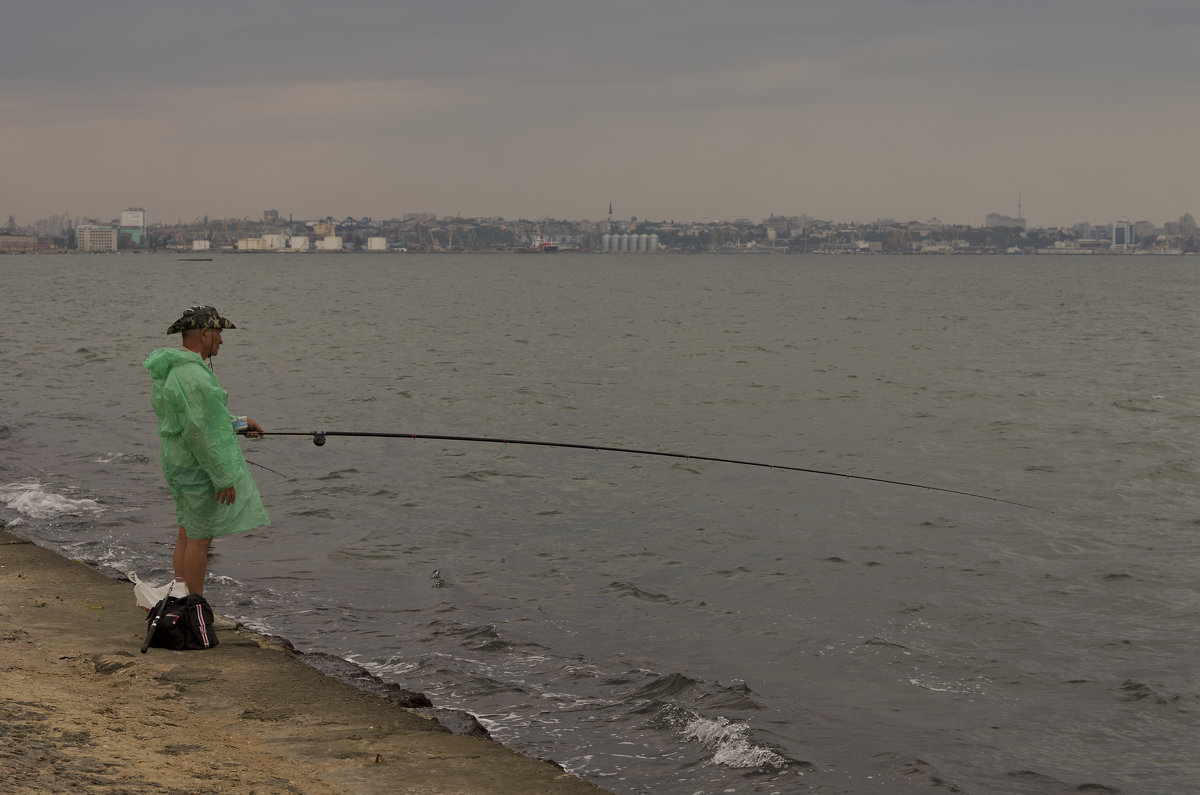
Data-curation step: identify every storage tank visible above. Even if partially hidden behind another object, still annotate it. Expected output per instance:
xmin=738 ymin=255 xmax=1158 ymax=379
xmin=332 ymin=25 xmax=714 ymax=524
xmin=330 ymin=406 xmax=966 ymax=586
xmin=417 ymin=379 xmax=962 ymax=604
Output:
xmin=262 ymin=234 xmax=286 ymax=250
xmin=648 ymin=234 xmax=660 ymax=252
xmin=289 ymin=236 xmax=310 ymax=251
xmin=619 ymin=233 xmax=631 ymax=253
xmin=191 ymin=240 xmax=211 ymax=252
xmin=319 ymin=236 xmax=343 ymax=251
xmin=601 ymin=234 xmax=611 ymax=253
xmin=366 ymin=237 xmax=388 ymax=251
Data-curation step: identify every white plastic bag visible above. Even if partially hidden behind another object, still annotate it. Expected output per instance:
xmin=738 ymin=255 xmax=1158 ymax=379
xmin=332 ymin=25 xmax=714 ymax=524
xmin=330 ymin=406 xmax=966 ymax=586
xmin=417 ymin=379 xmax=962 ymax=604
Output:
xmin=129 ymin=572 xmax=187 ymax=609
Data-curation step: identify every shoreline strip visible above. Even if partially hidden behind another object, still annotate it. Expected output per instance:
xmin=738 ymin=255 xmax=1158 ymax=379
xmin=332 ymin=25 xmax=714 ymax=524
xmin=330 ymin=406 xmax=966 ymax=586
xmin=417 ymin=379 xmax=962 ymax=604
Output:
xmin=0 ymin=527 xmax=607 ymax=794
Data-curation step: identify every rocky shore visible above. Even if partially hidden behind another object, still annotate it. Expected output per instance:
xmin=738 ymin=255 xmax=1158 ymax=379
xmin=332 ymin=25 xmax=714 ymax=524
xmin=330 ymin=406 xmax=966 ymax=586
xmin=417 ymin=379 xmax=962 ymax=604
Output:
xmin=0 ymin=527 xmax=606 ymax=794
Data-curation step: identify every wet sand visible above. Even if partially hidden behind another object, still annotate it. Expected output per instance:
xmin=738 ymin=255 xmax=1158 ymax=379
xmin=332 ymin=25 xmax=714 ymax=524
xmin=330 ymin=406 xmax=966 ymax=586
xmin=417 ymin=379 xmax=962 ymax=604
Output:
xmin=0 ymin=527 xmax=607 ymax=794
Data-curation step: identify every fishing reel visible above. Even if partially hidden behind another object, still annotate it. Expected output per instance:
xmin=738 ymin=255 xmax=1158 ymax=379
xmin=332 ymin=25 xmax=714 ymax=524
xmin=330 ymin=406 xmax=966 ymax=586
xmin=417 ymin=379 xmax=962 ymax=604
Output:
xmin=313 ymin=432 xmax=326 ymax=446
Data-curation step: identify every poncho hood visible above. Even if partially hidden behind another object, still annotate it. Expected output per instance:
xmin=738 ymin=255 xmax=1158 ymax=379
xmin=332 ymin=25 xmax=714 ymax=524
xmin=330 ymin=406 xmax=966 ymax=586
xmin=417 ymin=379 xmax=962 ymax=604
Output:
xmin=143 ymin=347 xmax=227 ymax=440
xmin=144 ymin=347 xmax=206 ymax=383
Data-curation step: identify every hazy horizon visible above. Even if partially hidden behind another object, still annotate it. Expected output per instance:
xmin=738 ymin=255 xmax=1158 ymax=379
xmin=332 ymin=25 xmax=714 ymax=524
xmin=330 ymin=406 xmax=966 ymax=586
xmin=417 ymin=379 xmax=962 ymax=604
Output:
xmin=5 ymin=1 xmax=1197 ymax=229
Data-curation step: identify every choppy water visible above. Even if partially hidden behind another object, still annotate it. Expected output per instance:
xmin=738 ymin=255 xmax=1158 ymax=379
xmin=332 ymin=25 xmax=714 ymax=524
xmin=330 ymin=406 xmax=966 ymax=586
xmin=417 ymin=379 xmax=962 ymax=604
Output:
xmin=3 ymin=252 xmax=1199 ymax=793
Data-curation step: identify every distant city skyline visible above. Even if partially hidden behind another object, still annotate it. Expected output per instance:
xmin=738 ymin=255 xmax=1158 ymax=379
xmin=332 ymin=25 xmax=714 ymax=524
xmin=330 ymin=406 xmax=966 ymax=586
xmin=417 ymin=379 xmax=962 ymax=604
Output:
xmin=9 ymin=205 xmax=1195 ymax=257
xmin=7 ymin=202 xmax=1193 ymax=232
xmin=4 ymin=2 xmax=1196 ymax=228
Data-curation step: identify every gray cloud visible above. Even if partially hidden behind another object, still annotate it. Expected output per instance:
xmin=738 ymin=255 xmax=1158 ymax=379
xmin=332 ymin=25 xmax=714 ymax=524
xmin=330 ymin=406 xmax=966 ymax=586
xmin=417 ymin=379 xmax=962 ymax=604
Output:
xmin=4 ymin=1 xmax=1197 ymax=226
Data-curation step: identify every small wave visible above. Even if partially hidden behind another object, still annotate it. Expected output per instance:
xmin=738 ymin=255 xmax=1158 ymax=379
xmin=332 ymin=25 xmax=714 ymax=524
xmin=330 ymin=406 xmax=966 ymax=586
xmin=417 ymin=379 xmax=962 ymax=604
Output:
xmin=0 ymin=481 xmax=103 ymax=520
xmin=317 ymin=468 xmax=360 ymax=481
xmin=605 ymin=580 xmax=680 ymax=604
xmin=1112 ymin=398 xmax=1159 ymax=413
xmin=905 ymin=674 xmax=987 ymax=695
xmin=862 ymin=636 xmax=909 ymax=651
xmin=1006 ymin=769 xmax=1121 ymax=793
xmin=685 ymin=715 xmax=789 ymax=768
xmin=628 ymin=671 xmax=701 ymax=701
xmin=655 ymin=704 xmax=790 ymax=770
xmin=290 ymin=508 xmax=339 ymax=519
xmin=450 ymin=469 xmax=539 ymax=482
xmin=94 ymin=452 xmax=150 ymax=465
xmin=627 ymin=672 xmax=765 ymax=713
xmin=1117 ymin=679 xmax=1181 ymax=706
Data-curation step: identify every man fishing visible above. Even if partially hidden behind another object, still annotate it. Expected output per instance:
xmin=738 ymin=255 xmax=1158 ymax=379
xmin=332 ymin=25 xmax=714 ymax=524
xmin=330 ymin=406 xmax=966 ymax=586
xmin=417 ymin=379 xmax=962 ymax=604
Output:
xmin=144 ymin=305 xmax=270 ymax=595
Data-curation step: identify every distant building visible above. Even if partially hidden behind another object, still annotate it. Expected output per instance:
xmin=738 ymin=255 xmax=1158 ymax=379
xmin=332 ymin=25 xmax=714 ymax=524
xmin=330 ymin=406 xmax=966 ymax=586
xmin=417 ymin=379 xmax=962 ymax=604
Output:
xmin=599 ymin=233 xmax=659 ymax=253
xmin=0 ymin=234 xmax=38 ymax=253
xmin=1180 ymin=213 xmax=1197 ymax=236
xmin=985 ymin=213 xmax=1027 ymax=229
xmin=77 ymin=224 xmax=118 ymax=252
xmin=764 ymin=215 xmax=791 ymax=237
xmin=1112 ymin=220 xmax=1135 ymax=250
xmin=121 ymin=208 xmax=146 ymax=229
xmin=118 ymin=208 xmax=147 ymax=248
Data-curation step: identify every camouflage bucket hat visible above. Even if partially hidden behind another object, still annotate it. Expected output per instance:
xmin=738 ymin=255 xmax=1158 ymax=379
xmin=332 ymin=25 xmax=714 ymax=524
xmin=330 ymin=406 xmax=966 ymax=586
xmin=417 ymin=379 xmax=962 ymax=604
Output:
xmin=166 ymin=305 xmax=237 ymax=334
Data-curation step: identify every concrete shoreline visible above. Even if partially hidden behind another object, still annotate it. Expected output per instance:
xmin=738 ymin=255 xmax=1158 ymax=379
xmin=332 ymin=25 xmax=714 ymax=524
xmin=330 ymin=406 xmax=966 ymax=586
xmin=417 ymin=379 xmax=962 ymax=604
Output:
xmin=0 ymin=527 xmax=607 ymax=793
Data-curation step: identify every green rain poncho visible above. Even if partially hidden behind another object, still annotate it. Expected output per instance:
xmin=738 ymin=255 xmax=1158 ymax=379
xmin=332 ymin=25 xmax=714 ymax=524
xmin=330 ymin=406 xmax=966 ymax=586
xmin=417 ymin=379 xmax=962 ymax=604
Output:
xmin=144 ymin=348 xmax=270 ymax=539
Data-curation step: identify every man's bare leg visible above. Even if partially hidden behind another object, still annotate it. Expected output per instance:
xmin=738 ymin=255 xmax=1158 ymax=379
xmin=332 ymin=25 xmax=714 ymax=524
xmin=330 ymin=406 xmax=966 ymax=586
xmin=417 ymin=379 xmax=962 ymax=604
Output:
xmin=173 ymin=525 xmax=212 ymax=595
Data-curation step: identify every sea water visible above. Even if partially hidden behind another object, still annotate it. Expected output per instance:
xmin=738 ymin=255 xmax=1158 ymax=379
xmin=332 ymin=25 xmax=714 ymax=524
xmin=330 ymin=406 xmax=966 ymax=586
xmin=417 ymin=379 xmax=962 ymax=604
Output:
xmin=2 ymin=252 xmax=1199 ymax=793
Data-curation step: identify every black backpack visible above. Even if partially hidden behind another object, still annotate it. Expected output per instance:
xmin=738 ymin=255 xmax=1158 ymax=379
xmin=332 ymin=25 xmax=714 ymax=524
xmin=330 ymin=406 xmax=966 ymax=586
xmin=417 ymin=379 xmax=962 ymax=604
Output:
xmin=141 ymin=593 xmax=219 ymax=652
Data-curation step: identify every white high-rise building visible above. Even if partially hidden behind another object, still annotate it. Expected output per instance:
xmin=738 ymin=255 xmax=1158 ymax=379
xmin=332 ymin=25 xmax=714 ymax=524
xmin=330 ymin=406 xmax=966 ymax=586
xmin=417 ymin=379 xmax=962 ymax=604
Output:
xmin=121 ymin=208 xmax=146 ymax=229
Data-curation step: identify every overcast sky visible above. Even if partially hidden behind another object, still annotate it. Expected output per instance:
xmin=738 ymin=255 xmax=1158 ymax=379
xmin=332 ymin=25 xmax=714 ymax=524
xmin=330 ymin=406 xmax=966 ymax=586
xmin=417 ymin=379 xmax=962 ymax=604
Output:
xmin=4 ymin=1 xmax=1197 ymax=228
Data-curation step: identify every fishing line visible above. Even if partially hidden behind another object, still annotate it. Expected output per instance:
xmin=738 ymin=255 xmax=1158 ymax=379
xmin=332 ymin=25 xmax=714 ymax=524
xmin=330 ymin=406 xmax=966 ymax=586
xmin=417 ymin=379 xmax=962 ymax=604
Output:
xmin=242 ymin=429 xmax=1050 ymax=512
xmin=245 ymin=459 xmax=290 ymax=479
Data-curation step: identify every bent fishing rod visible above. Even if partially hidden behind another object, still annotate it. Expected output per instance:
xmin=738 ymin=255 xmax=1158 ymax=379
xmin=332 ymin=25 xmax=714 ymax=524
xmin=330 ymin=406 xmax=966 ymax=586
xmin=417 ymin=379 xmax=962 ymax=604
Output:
xmin=243 ymin=429 xmax=1050 ymax=512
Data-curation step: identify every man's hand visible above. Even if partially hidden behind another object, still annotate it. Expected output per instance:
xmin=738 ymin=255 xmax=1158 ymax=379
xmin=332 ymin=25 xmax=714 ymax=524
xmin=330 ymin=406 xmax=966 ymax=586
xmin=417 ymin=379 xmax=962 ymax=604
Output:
xmin=215 ymin=485 xmax=236 ymax=505
xmin=244 ymin=418 xmax=265 ymax=439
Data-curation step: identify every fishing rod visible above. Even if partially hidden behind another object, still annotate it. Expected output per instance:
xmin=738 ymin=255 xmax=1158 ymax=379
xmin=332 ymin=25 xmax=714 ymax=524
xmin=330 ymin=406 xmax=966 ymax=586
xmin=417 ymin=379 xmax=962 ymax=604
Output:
xmin=243 ymin=429 xmax=1050 ymax=512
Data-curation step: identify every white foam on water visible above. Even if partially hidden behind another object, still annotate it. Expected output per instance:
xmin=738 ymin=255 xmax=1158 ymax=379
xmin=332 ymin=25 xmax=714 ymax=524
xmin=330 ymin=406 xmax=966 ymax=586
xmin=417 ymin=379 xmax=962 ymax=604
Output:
xmin=689 ymin=718 xmax=787 ymax=769
xmin=93 ymin=451 xmax=149 ymax=464
xmin=1 ymin=481 xmax=102 ymax=520
xmin=681 ymin=713 xmax=788 ymax=769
